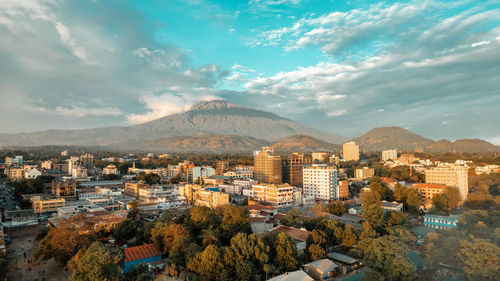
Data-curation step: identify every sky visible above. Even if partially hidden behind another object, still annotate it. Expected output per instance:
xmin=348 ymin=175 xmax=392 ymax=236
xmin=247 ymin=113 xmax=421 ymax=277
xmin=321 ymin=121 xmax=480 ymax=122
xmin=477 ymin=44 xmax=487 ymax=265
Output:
xmin=1 ymin=0 xmax=500 ymax=143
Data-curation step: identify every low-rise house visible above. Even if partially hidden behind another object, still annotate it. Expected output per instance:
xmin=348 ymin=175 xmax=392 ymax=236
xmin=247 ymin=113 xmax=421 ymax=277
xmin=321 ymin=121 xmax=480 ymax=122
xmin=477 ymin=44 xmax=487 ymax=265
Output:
xmin=424 ymin=214 xmax=459 ymax=229
xmin=381 ymin=201 xmax=403 ymax=212
xmin=267 ymin=270 xmax=314 ymax=281
xmin=259 ymin=226 xmax=310 ymax=253
xmin=123 ymin=243 xmax=163 ymax=272
xmin=303 ymin=259 xmax=339 ymax=280
xmin=327 ymin=252 xmax=362 ymax=273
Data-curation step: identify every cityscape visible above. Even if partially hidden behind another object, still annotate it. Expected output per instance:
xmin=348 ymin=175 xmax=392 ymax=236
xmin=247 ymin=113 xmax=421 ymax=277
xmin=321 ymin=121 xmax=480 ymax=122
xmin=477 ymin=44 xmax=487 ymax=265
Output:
xmin=1 ymin=1 xmax=499 ymax=281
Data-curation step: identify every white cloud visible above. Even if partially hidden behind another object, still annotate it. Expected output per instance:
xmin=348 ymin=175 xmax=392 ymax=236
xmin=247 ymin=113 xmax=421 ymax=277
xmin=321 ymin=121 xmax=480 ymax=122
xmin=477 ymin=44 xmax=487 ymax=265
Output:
xmin=55 ymin=105 xmax=122 ymax=117
xmin=327 ymin=109 xmax=347 ymax=117
xmin=55 ymin=22 xmax=87 ymax=60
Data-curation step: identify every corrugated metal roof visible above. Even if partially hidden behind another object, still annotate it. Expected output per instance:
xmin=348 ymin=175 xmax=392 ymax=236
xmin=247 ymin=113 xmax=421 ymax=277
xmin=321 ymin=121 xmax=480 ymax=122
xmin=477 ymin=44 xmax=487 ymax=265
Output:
xmin=124 ymin=243 xmax=163 ymax=263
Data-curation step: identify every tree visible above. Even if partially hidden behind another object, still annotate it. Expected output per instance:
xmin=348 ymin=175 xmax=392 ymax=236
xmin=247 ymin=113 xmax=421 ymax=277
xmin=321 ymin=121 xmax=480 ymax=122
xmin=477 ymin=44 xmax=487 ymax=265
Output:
xmin=281 ymin=208 xmax=300 ymax=227
xmin=465 ymin=191 xmax=495 ymax=209
xmin=365 ymin=236 xmax=416 ymax=281
xmin=405 ymin=189 xmax=421 ymax=213
xmin=431 ymin=194 xmax=448 ymax=212
xmin=359 ymin=222 xmax=377 ymax=241
xmin=385 ymin=211 xmax=406 ymax=227
xmin=113 ymin=219 xmax=138 ymax=242
xmin=364 ymin=205 xmax=384 ymax=227
xmin=312 ymin=202 xmax=327 ymax=217
xmin=443 ymin=186 xmax=461 ymax=210
xmin=307 ymin=243 xmax=326 ymax=261
xmin=327 ymin=200 xmax=346 ymax=216
xmin=200 ymin=226 xmax=219 ymax=246
xmin=221 ymin=205 xmax=251 ymax=237
xmin=459 ymin=238 xmax=500 ymax=281
xmin=274 ymin=233 xmax=299 ymax=272
xmin=393 ymin=183 xmax=408 ymax=202
xmin=342 ymin=225 xmax=357 ymax=248
xmin=187 ymin=244 xmax=227 ymax=281
xmin=306 ymin=229 xmax=327 ymax=247
xmin=70 ymin=241 xmax=123 ymax=281
xmin=127 ymin=201 xmax=139 ymax=220
xmin=360 ymin=190 xmax=381 ymax=211
xmin=224 ymin=232 xmax=270 ymax=271
xmin=151 ymin=223 xmax=190 ymax=257
xmin=136 ymin=172 xmax=160 ymax=185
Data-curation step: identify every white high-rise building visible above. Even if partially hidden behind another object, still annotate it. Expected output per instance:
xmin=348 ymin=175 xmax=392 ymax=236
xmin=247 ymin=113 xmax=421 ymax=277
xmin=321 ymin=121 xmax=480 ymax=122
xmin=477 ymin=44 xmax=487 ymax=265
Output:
xmin=382 ymin=149 xmax=398 ymax=161
xmin=303 ymin=164 xmax=340 ymax=200
xmin=425 ymin=166 xmax=468 ymax=202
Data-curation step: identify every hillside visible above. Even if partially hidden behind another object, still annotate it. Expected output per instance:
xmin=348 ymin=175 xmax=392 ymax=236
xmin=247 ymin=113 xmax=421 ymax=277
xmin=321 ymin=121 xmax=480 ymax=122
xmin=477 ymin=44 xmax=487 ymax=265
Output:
xmin=0 ymin=100 xmax=347 ymax=147
xmin=354 ymin=127 xmax=434 ymax=151
xmin=425 ymin=138 xmax=500 ymax=153
xmin=271 ymin=135 xmax=340 ymax=152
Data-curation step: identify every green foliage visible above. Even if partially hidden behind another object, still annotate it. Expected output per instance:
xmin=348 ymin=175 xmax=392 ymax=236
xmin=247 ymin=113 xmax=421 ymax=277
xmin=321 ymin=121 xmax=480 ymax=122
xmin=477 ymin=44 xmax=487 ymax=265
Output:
xmin=274 ymin=233 xmax=299 ymax=272
xmin=443 ymin=186 xmax=461 ymax=210
xmin=393 ymin=183 xmax=408 ymax=202
xmin=306 ymin=229 xmax=327 ymax=247
xmin=459 ymin=238 xmax=500 ymax=281
xmin=405 ymin=189 xmax=422 ymax=213
xmin=221 ymin=205 xmax=251 ymax=239
xmin=342 ymin=225 xmax=358 ymax=248
xmin=187 ymin=244 xmax=227 ymax=281
xmin=70 ymin=241 xmax=123 ymax=281
xmin=365 ymin=236 xmax=416 ymax=281
xmin=327 ymin=200 xmax=346 ymax=216
xmin=431 ymin=194 xmax=448 ymax=213
xmin=121 ymin=263 xmax=154 ymax=281
xmin=360 ymin=190 xmax=381 ymax=211
xmin=135 ymin=172 xmax=160 ymax=185
xmin=369 ymin=177 xmax=394 ymax=201
xmin=281 ymin=208 xmax=301 ymax=227
xmin=0 ymin=258 xmax=7 ymax=280
xmin=151 ymin=223 xmax=190 ymax=257
xmin=113 ymin=219 xmax=138 ymax=242
xmin=385 ymin=211 xmax=406 ymax=227
xmin=465 ymin=191 xmax=495 ymax=209
xmin=364 ymin=205 xmax=384 ymax=228
xmin=307 ymin=243 xmax=326 ymax=261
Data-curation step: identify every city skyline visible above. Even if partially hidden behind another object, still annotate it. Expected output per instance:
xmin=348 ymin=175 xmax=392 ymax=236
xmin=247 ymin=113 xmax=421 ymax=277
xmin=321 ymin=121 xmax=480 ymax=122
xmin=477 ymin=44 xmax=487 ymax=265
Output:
xmin=1 ymin=0 xmax=500 ymax=144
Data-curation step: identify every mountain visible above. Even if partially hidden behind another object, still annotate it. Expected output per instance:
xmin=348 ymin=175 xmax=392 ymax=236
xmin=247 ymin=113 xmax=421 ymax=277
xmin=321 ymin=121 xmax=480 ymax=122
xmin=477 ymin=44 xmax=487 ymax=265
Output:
xmin=118 ymin=134 xmax=269 ymax=152
xmin=271 ymin=135 xmax=340 ymax=152
xmin=0 ymin=100 xmax=347 ymax=147
xmin=425 ymin=138 xmax=500 ymax=153
xmin=354 ymin=127 xmax=434 ymax=151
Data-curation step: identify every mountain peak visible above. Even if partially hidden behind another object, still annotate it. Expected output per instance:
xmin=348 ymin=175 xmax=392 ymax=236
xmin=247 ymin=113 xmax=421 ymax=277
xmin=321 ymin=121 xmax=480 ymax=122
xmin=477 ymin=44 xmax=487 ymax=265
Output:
xmin=189 ymin=99 xmax=243 ymax=111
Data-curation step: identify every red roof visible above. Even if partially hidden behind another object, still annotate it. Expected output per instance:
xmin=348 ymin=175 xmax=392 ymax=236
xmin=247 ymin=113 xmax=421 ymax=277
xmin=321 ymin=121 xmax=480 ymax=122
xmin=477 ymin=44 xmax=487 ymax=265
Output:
xmin=124 ymin=243 xmax=163 ymax=263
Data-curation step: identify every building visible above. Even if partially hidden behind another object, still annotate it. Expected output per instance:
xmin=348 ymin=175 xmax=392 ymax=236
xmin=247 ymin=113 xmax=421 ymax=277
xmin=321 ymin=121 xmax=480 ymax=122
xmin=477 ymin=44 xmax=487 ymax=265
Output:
xmin=41 ymin=160 xmax=52 ymax=170
xmin=254 ymin=147 xmax=282 ymax=184
xmin=32 ymin=196 xmax=65 ymax=214
xmin=80 ymin=154 xmax=94 ymax=170
xmin=282 ymin=152 xmax=310 ymax=187
xmin=7 ymin=167 xmax=25 ymax=180
xmin=303 ymin=259 xmax=338 ymax=280
xmin=194 ymin=187 xmax=229 ymax=208
xmin=103 ymin=164 xmax=119 ymax=175
xmin=398 ymin=153 xmax=415 ymax=165
xmin=381 ymin=201 xmax=403 ymax=212
xmin=412 ymin=183 xmax=447 ymax=209
xmin=260 ymin=225 xmax=311 ymax=253
xmin=124 ymin=182 xmax=149 ymax=198
xmin=382 ymin=149 xmax=398 ymax=161
xmin=215 ymin=160 xmax=228 ymax=175
xmin=61 ymin=150 xmax=69 ymax=156
xmin=268 ymin=270 xmax=314 ymax=281
xmin=71 ymin=166 xmax=88 ymax=179
xmin=123 ymin=243 xmax=163 ymax=272
xmin=424 ymin=214 xmax=459 ymax=229
xmin=252 ymin=183 xmax=295 ymax=209
xmin=303 ymin=164 xmax=341 ymax=201
xmin=312 ymin=152 xmax=328 ymax=162
xmin=355 ymin=167 xmax=375 ymax=179
xmin=52 ymin=181 xmax=77 ymax=197
xmin=343 ymin=141 xmax=359 ymax=161
xmin=187 ymin=166 xmax=215 ymax=183
xmin=25 ymin=168 xmax=41 ymax=179
xmin=425 ymin=166 xmax=468 ymax=202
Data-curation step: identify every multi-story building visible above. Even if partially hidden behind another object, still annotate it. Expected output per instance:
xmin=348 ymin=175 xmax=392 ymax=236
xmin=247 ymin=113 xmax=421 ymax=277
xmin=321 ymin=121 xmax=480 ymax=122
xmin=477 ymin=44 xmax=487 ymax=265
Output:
xmin=398 ymin=153 xmax=415 ymax=165
xmin=424 ymin=214 xmax=459 ymax=229
xmin=7 ymin=167 xmax=25 ymax=180
xmin=32 ymin=196 xmax=65 ymax=214
xmin=71 ymin=166 xmax=88 ymax=179
xmin=52 ymin=181 xmax=77 ymax=198
xmin=343 ymin=141 xmax=359 ymax=161
xmin=337 ymin=180 xmax=349 ymax=199
xmin=412 ymin=183 xmax=447 ymax=209
xmin=425 ymin=166 xmax=468 ymax=202
xmin=61 ymin=150 xmax=69 ymax=156
xmin=41 ymin=160 xmax=52 ymax=170
xmin=178 ymin=161 xmax=195 ymax=174
xmin=215 ymin=160 xmax=229 ymax=175
xmin=282 ymin=152 xmax=310 ymax=187
xmin=254 ymin=147 xmax=282 ymax=184
xmin=187 ymin=166 xmax=215 ymax=183
xmin=194 ymin=188 xmax=229 ymax=208
xmin=80 ymin=154 xmax=95 ymax=170
xmin=25 ymin=168 xmax=41 ymax=179
xmin=303 ymin=164 xmax=341 ymax=200
xmin=252 ymin=183 xmax=295 ymax=209
xmin=224 ymin=169 xmax=254 ymax=178
xmin=103 ymin=164 xmax=119 ymax=175
xmin=355 ymin=167 xmax=375 ymax=179
xmin=124 ymin=182 xmax=149 ymax=198
xmin=312 ymin=152 xmax=328 ymax=163
xmin=382 ymin=149 xmax=398 ymax=161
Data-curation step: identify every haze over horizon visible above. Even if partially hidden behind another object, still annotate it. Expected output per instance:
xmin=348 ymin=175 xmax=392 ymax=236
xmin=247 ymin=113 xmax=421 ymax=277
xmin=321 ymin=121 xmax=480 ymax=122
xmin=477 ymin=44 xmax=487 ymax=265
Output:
xmin=1 ymin=0 xmax=499 ymax=144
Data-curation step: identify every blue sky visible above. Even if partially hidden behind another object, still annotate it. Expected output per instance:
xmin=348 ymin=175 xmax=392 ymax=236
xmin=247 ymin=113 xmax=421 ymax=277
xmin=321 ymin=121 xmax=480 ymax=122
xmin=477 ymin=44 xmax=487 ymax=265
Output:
xmin=1 ymin=0 xmax=500 ymax=143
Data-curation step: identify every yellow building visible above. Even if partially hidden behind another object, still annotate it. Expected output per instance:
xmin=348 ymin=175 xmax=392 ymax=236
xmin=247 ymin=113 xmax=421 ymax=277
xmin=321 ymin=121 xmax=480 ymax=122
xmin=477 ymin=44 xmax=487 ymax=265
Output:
xmin=343 ymin=141 xmax=359 ymax=161
xmin=254 ymin=147 xmax=282 ymax=184
xmin=194 ymin=188 xmax=229 ymax=208
xmin=215 ymin=160 xmax=228 ymax=175
xmin=282 ymin=152 xmax=310 ymax=187
xmin=425 ymin=166 xmax=468 ymax=202
xmin=7 ymin=167 xmax=25 ymax=180
xmin=412 ymin=183 xmax=446 ymax=209
xmin=355 ymin=167 xmax=375 ymax=179
xmin=32 ymin=196 xmax=65 ymax=214
xmin=124 ymin=182 xmax=149 ymax=198
xmin=252 ymin=183 xmax=295 ymax=209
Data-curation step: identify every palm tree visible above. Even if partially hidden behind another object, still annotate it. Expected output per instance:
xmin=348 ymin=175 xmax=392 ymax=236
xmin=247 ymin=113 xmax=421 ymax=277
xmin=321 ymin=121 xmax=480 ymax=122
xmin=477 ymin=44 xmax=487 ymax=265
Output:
xmin=200 ymin=226 xmax=218 ymax=246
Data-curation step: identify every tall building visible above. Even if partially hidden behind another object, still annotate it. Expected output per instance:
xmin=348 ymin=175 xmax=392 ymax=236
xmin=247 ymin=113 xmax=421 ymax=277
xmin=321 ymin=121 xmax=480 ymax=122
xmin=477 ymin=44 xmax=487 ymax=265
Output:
xmin=254 ymin=147 xmax=282 ymax=184
xmin=343 ymin=141 xmax=359 ymax=161
xmin=425 ymin=166 xmax=468 ymax=202
xmin=187 ymin=166 xmax=215 ymax=183
xmin=398 ymin=153 xmax=415 ymax=165
xmin=355 ymin=167 xmax=375 ymax=179
xmin=282 ymin=152 xmax=310 ymax=187
xmin=252 ymin=183 xmax=295 ymax=209
xmin=80 ymin=154 xmax=94 ymax=170
xmin=382 ymin=149 xmax=398 ymax=161
xmin=312 ymin=152 xmax=328 ymax=162
xmin=303 ymin=164 xmax=341 ymax=200
xmin=215 ymin=160 xmax=228 ymax=175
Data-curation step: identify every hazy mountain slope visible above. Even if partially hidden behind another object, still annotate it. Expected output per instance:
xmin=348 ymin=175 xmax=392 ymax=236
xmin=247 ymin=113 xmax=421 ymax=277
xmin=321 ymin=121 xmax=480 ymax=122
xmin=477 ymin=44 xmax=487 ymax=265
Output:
xmin=425 ymin=138 xmax=500 ymax=153
xmin=354 ymin=126 xmax=434 ymax=151
xmin=0 ymin=100 xmax=347 ymax=147
xmin=271 ymin=135 xmax=340 ymax=152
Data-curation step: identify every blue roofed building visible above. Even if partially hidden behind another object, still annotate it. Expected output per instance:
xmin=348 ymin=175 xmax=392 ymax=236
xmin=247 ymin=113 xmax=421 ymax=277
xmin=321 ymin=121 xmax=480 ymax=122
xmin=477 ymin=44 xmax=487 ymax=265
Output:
xmin=123 ymin=243 xmax=163 ymax=272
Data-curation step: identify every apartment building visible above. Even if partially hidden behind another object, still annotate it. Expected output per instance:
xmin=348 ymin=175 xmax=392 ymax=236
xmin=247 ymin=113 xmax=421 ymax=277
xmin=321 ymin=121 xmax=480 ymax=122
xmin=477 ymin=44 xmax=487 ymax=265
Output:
xmin=252 ymin=183 xmax=295 ymax=209
xmin=32 ymin=196 xmax=65 ymax=214
xmin=254 ymin=147 xmax=282 ymax=184
xmin=103 ymin=164 xmax=119 ymax=175
xmin=303 ymin=164 xmax=341 ymax=200
xmin=282 ymin=152 xmax=310 ymax=187
xmin=215 ymin=160 xmax=229 ymax=175
xmin=124 ymin=182 xmax=149 ymax=198
xmin=425 ymin=166 xmax=468 ymax=202
xmin=355 ymin=167 xmax=375 ymax=179
xmin=187 ymin=166 xmax=215 ymax=183
xmin=382 ymin=149 xmax=398 ymax=161
xmin=312 ymin=152 xmax=328 ymax=162
xmin=343 ymin=141 xmax=359 ymax=161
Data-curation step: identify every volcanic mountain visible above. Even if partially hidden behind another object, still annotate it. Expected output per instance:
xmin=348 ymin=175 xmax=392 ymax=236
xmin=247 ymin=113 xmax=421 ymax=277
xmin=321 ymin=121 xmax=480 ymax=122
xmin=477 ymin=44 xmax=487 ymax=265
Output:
xmin=0 ymin=100 xmax=347 ymax=147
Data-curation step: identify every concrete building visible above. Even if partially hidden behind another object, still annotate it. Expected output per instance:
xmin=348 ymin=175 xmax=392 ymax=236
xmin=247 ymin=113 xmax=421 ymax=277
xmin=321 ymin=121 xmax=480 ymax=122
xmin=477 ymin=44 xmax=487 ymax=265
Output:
xmin=103 ymin=164 xmax=119 ymax=175
xmin=71 ymin=166 xmax=88 ymax=179
xmin=41 ymin=160 xmax=52 ymax=170
xmin=303 ymin=259 xmax=338 ymax=280
xmin=398 ymin=153 xmax=416 ymax=165
xmin=194 ymin=187 xmax=229 ymax=208
xmin=80 ymin=154 xmax=94 ymax=170
xmin=268 ymin=270 xmax=313 ymax=281
xmin=355 ymin=167 xmax=375 ymax=179
xmin=382 ymin=149 xmax=398 ymax=161
xmin=124 ymin=182 xmax=149 ymax=198
xmin=424 ymin=214 xmax=459 ymax=229
xmin=25 ymin=168 xmax=41 ymax=179
xmin=343 ymin=141 xmax=359 ymax=161
xmin=425 ymin=166 xmax=468 ymax=202
xmin=32 ymin=196 xmax=65 ymax=214
xmin=252 ymin=183 xmax=295 ymax=209
xmin=254 ymin=147 xmax=282 ymax=184
xmin=123 ymin=244 xmax=163 ymax=273
xmin=7 ymin=167 xmax=25 ymax=180
xmin=303 ymin=164 xmax=341 ymax=201
xmin=215 ymin=160 xmax=228 ymax=175
xmin=187 ymin=166 xmax=215 ymax=183
xmin=412 ymin=183 xmax=447 ymax=209
xmin=311 ymin=152 xmax=328 ymax=162
xmin=282 ymin=152 xmax=310 ymax=187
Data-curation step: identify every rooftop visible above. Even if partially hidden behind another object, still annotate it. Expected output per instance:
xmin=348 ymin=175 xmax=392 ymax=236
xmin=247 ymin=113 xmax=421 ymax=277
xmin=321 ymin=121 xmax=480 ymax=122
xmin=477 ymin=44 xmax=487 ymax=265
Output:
xmin=124 ymin=243 xmax=163 ymax=263
xmin=267 ymin=270 xmax=314 ymax=281
xmin=424 ymin=214 xmax=460 ymax=221
xmin=327 ymin=252 xmax=358 ymax=265
xmin=304 ymin=258 xmax=338 ymax=272
xmin=412 ymin=183 xmax=446 ymax=189
xmin=261 ymin=226 xmax=310 ymax=242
